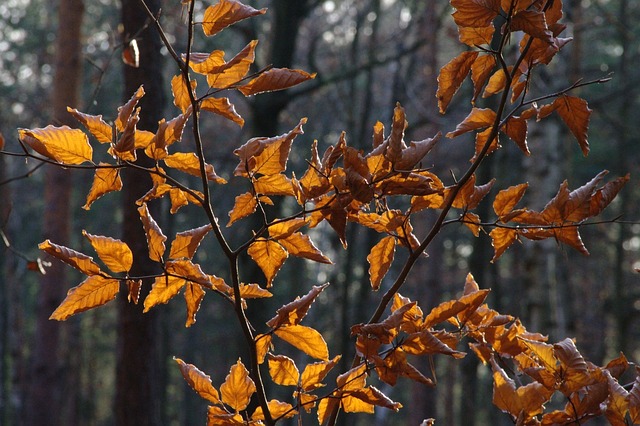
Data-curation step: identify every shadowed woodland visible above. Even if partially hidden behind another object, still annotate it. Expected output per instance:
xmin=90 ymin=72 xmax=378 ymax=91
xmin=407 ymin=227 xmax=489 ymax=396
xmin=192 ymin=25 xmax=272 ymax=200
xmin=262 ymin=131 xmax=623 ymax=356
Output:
xmin=1 ymin=0 xmax=640 ymax=425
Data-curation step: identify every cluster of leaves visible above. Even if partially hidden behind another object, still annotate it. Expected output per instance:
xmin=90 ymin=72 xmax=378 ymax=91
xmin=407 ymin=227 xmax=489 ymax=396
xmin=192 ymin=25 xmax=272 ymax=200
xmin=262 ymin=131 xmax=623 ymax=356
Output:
xmin=4 ymin=0 xmax=637 ymax=425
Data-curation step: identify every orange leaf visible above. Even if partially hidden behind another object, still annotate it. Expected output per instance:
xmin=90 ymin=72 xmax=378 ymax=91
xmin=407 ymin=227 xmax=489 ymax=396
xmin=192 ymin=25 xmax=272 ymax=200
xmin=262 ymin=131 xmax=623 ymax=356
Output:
xmin=502 ymin=116 xmax=529 ymax=154
xmin=67 ymin=107 xmax=112 ymax=143
xmin=83 ymin=165 xmax=123 ymax=210
xmin=163 ymin=152 xmax=226 ymax=183
xmin=238 ymin=68 xmax=316 ymax=96
xmin=126 ymin=279 xmax=141 ymax=304
xmin=300 ymin=356 xmax=341 ymax=391
xmin=605 ymin=370 xmax=629 ymax=425
xmin=227 ymin=192 xmax=257 ymax=227
xmin=186 ymin=50 xmax=226 ymax=74
xmin=147 ymin=110 xmax=192 ymax=159
xmin=489 ymin=227 xmax=518 ymax=262
xmin=268 ymin=218 xmax=307 ymax=240
xmin=252 ymin=399 xmax=297 ymax=421
xmin=184 ymin=282 xmax=205 ymax=327
xmin=202 ymin=0 xmax=266 ymax=37
xmin=143 ymin=275 xmax=186 ymax=312
xmin=437 ymin=51 xmax=479 ymax=114
xmin=278 ymin=232 xmax=332 ymax=264
xmin=238 ymin=283 xmax=272 ymax=299
xmin=511 ymin=10 xmax=553 ymax=44
xmin=482 ymin=68 xmax=509 ymax=98
xmin=458 ymin=25 xmax=494 ymax=46
xmin=253 ymin=174 xmax=295 ymax=196
xmin=493 ymin=183 xmax=528 ymax=217
xmin=367 ymin=236 xmax=396 ymax=291
xmin=471 ymin=54 xmax=496 ymax=103
xmin=451 ymin=0 xmax=501 ymax=28
xmin=349 ymin=386 xmax=402 ymax=412
xmin=137 ymin=203 xmax=167 ymax=262
xmin=19 ymin=125 xmax=93 ymax=165
xmin=220 ymin=359 xmax=256 ymax=411
xmin=247 ymin=239 xmax=288 ymax=287
xmin=169 ymin=224 xmax=213 ymax=260
xmin=115 ymin=86 xmax=144 ymax=132
xmin=629 ymin=375 xmax=640 ymax=424
xmin=50 ymin=275 xmax=120 ymax=320
xmin=554 ymin=95 xmax=591 ymax=156
xmin=201 ymin=97 xmax=244 ymax=127
xmin=401 ymin=330 xmax=466 ymax=358
xmin=255 ymin=334 xmax=272 ymax=364
xmin=267 ymin=283 xmax=329 ymax=328
xmin=171 ymin=75 xmax=196 ymax=114
xmin=82 ymin=231 xmax=133 ymax=273
xmin=174 ymin=357 xmax=221 ymax=404
xmin=234 ymin=119 xmax=305 ymax=177
xmin=267 ymin=354 xmax=300 ymax=386
xmin=274 ymin=325 xmax=329 ymax=361
xmin=589 ymin=174 xmax=629 ymax=217
xmin=206 ymin=40 xmax=257 ymax=89
xmin=166 ymin=259 xmax=212 ymax=287
xmin=39 ymin=239 xmax=101 ymax=276
xmin=446 ymin=107 xmax=496 ymax=138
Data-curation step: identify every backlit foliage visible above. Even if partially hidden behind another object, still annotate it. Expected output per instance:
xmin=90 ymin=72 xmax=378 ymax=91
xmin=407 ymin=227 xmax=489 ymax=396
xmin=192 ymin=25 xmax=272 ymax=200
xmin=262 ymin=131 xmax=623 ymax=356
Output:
xmin=5 ymin=0 xmax=638 ymax=424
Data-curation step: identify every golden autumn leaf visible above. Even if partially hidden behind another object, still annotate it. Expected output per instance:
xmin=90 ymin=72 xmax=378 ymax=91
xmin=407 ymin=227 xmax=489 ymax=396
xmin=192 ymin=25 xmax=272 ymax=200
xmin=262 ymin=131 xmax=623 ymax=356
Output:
xmin=553 ymin=95 xmax=592 ymax=156
xmin=50 ymin=275 xmax=120 ymax=320
xmin=201 ymin=97 xmax=244 ymax=127
xmin=253 ymin=174 xmax=295 ymax=196
xmin=227 ymin=192 xmax=257 ymax=227
xmin=489 ymin=227 xmax=518 ymax=262
xmin=67 ymin=107 xmax=112 ymax=143
xmin=83 ymin=165 xmax=123 ymax=210
xmin=605 ymin=370 xmax=629 ymax=426
xmin=266 ymin=283 xmax=329 ymax=328
xmin=255 ymin=334 xmax=272 ymax=364
xmin=116 ymin=85 xmax=144 ymax=132
xmin=300 ymin=356 xmax=341 ymax=391
xmin=238 ymin=68 xmax=316 ymax=96
xmin=19 ymin=125 xmax=93 ymax=165
xmin=450 ymin=0 xmax=501 ymax=28
xmin=174 ymin=357 xmax=221 ymax=404
xmin=163 ymin=152 xmax=226 ymax=184
xmin=462 ymin=211 xmax=482 ymax=237
xmin=220 ymin=359 xmax=256 ymax=412
xmin=493 ymin=183 xmax=529 ymax=218
xmin=247 ymin=239 xmax=287 ymax=287
xmin=437 ymin=51 xmax=479 ymax=113
xmin=278 ymin=232 xmax=332 ymax=264
xmin=147 ymin=109 xmax=192 ymax=160
xmin=629 ymin=375 xmax=640 ymax=424
xmin=367 ymin=235 xmax=396 ymax=291
xmin=169 ymin=224 xmax=213 ymax=260
xmin=471 ymin=54 xmax=496 ymax=103
xmin=349 ymin=386 xmax=403 ymax=412
xmin=268 ymin=218 xmax=308 ymax=240
xmin=82 ymin=231 xmax=133 ymax=273
xmin=171 ymin=74 xmax=196 ymax=114
xmin=126 ymin=279 xmax=141 ymax=304
xmin=401 ymin=330 xmax=466 ymax=358
xmin=267 ymin=354 xmax=300 ymax=386
xmin=317 ymin=396 xmax=340 ymax=425
xmin=39 ymin=239 xmax=102 ymax=276
xmin=206 ymin=41 xmax=257 ymax=89
xmin=138 ymin=203 xmax=167 ymax=262
xmin=274 ymin=325 xmax=329 ymax=361
xmin=144 ymin=275 xmax=187 ymax=312
xmin=446 ymin=107 xmax=497 ymax=138
xmin=510 ymin=10 xmax=553 ymax=44
xmin=502 ymin=116 xmax=529 ymax=154
xmin=202 ymin=0 xmax=266 ymax=37
xmin=207 ymin=405 xmax=244 ymax=425
xmin=458 ymin=25 xmax=494 ymax=46
xmin=166 ymin=259 xmax=211 ymax=287
xmin=238 ymin=283 xmax=272 ymax=299
xmin=252 ymin=399 xmax=297 ymax=421
xmin=184 ymin=282 xmax=206 ymax=327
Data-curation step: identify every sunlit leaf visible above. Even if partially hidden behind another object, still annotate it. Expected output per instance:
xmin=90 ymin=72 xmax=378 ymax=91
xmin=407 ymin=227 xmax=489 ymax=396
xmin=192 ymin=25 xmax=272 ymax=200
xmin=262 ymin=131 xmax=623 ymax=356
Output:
xmin=493 ymin=183 xmax=528 ymax=218
xmin=300 ymin=356 xmax=341 ymax=391
xmin=255 ymin=334 xmax=272 ymax=364
xmin=238 ymin=283 xmax=272 ymax=299
xmin=166 ymin=259 xmax=212 ymax=287
xmin=171 ymin=74 xmax=196 ymax=114
xmin=169 ymin=224 xmax=213 ymax=260
xmin=436 ymin=51 xmax=479 ymax=114
xmin=459 ymin=25 xmax=494 ymax=46
xmin=164 ymin=152 xmax=226 ymax=183
xmin=144 ymin=275 xmax=186 ymax=312
xmin=201 ymin=97 xmax=244 ymax=127
xmin=19 ymin=125 xmax=93 ymax=165
xmin=138 ymin=203 xmax=167 ymax=262
xmin=490 ymin=227 xmax=518 ymax=262
xmin=253 ymin=174 xmax=295 ymax=196
xmin=451 ymin=0 xmax=501 ymax=28
xmin=268 ymin=218 xmax=307 ymax=240
xmin=39 ymin=239 xmax=102 ymax=276
xmin=83 ymin=165 xmax=123 ymax=210
xmin=126 ymin=279 xmax=141 ymax=304
xmin=247 ymin=239 xmax=288 ymax=287
xmin=267 ymin=283 xmax=329 ymax=328
xmin=252 ymin=399 xmax=296 ymax=421
xmin=227 ymin=192 xmax=257 ymax=227
xmin=220 ymin=359 xmax=256 ymax=412
xmin=268 ymin=354 xmax=299 ymax=386
xmin=278 ymin=232 xmax=332 ymax=264
xmin=274 ymin=325 xmax=329 ymax=361
xmin=554 ymin=95 xmax=591 ymax=156
xmin=206 ymin=41 xmax=257 ymax=89
xmin=50 ymin=275 xmax=120 ymax=320
xmin=202 ymin=0 xmax=266 ymax=37
xmin=115 ymin=86 xmax=144 ymax=132
xmin=349 ymin=386 xmax=402 ymax=412
xmin=629 ymin=375 xmax=640 ymax=424
xmin=184 ymin=282 xmax=205 ymax=327
xmin=446 ymin=107 xmax=496 ymax=138
xmin=82 ymin=231 xmax=133 ymax=273
xmin=502 ymin=116 xmax=529 ymax=154
xmin=67 ymin=107 xmax=112 ymax=143
xmin=238 ymin=68 xmax=316 ymax=96
xmin=367 ymin=236 xmax=396 ymax=291
xmin=605 ymin=370 xmax=629 ymax=426
xmin=511 ymin=10 xmax=553 ymax=44
xmin=471 ymin=54 xmax=497 ymax=103
xmin=174 ymin=357 xmax=221 ymax=404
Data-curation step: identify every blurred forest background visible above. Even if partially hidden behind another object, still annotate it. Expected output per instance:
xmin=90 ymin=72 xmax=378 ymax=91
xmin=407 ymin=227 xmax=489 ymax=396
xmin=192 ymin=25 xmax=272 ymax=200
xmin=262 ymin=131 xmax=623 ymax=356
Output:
xmin=0 ymin=0 xmax=639 ymax=425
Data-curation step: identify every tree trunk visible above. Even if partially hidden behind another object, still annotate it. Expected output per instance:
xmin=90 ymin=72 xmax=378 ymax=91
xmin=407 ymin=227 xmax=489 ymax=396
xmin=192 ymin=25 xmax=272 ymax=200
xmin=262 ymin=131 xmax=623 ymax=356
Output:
xmin=115 ymin=0 xmax=166 ymax=425
xmin=25 ymin=1 xmax=84 ymax=424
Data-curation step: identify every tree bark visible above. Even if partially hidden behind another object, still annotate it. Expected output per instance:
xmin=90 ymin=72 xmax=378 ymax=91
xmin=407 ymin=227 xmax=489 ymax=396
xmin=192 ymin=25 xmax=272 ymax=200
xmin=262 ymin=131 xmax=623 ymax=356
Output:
xmin=25 ymin=1 xmax=84 ymax=424
xmin=115 ymin=0 xmax=165 ymax=425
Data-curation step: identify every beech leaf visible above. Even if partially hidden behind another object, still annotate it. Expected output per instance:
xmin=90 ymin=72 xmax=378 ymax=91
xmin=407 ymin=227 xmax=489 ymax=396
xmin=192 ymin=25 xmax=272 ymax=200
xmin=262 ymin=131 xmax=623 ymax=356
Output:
xmin=67 ymin=107 xmax=112 ymax=143
xmin=138 ymin=203 xmax=167 ymax=262
xmin=437 ymin=51 xmax=479 ymax=114
xmin=19 ymin=125 xmax=93 ymax=165
xmin=39 ymin=239 xmax=102 ymax=276
xmin=274 ymin=325 xmax=329 ymax=360
xmin=50 ymin=275 xmax=120 ymax=320
xmin=554 ymin=95 xmax=591 ymax=156
xmin=82 ymin=231 xmax=133 ymax=273
xmin=367 ymin=235 xmax=396 ymax=291
xmin=174 ymin=358 xmax=221 ymax=404
xmin=238 ymin=68 xmax=316 ymax=96
xmin=220 ymin=359 xmax=256 ymax=412
xmin=267 ymin=283 xmax=329 ymax=328
xmin=202 ymin=0 xmax=266 ymax=37
xmin=168 ymin=224 xmax=213 ymax=260
xmin=144 ymin=275 xmax=187 ymax=312
xmin=184 ymin=282 xmax=205 ymax=327
xmin=201 ymin=97 xmax=244 ymax=127
xmin=83 ymin=165 xmax=123 ymax=210
xmin=247 ymin=239 xmax=288 ymax=287
xmin=267 ymin=354 xmax=300 ymax=386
